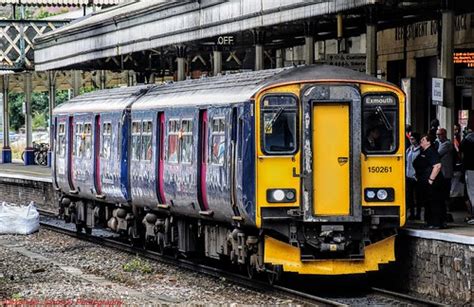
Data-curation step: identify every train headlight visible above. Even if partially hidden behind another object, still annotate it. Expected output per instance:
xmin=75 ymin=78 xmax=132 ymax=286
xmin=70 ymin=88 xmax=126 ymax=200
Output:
xmin=364 ymin=188 xmax=395 ymax=202
xmin=377 ymin=189 xmax=388 ymax=200
xmin=285 ymin=190 xmax=295 ymax=201
xmin=272 ymin=190 xmax=285 ymax=202
xmin=267 ymin=189 xmax=297 ymax=203
xmin=366 ymin=190 xmax=376 ymax=199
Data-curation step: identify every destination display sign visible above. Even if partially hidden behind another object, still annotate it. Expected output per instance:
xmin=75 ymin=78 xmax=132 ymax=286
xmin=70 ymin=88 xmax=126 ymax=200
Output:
xmin=364 ymin=95 xmax=396 ymax=106
xmin=453 ymin=50 xmax=474 ymax=68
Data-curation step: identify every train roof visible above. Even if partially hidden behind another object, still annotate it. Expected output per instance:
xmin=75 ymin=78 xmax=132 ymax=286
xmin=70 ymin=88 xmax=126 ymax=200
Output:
xmin=53 ymin=84 xmax=152 ymax=115
xmin=53 ymin=65 xmax=395 ymax=115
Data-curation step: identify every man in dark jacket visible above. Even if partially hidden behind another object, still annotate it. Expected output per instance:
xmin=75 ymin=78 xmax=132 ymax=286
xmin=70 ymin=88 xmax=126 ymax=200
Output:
xmin=461 ymin=129 xmax=474 ymax=224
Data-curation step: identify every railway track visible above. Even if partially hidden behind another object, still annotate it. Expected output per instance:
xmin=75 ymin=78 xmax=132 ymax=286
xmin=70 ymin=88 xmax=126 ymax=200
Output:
xmin=38 ymin=214 xmax=445 ymax=306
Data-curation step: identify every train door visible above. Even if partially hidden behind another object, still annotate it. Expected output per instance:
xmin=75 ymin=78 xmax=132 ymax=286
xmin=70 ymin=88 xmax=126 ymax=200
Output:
xmin=54 ymin=116 xmax=68 ymax=192
xmin=94 ymin=114 xmax=102 ymax=197
xmin=67 ymin=116 xmax=76 ymax=193
xmin=197 ymin=109 xmax=209 ymax=212
xmin=230 ymin=107 xmax=239 ymax=217
xmin=156 ymin=111 xmax=166 ymax=204
xmin=301 ymin=85 xmax=362 ymax=223
xmin=312 ymin=103 xmax=350 ymax=215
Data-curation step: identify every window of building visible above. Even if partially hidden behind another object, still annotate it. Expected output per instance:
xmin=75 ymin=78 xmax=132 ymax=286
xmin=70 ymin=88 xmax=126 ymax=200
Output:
xmin=131 ymin=121 xmax=141 ymax=161
xmin=167 ymin=119 xmax=179 ymax=163
xmin=57 ymin=123 xmax=66 ymax=157
xmin=141 ymin=121 xmax=153 ymax=161
xmin=180 ymin=119 xmax=193 ymax=164
xmin=101 ymin=122 xmax=112 ymax=159
xmin=210 ymin=117 xmax=225 ymax=165
xmin=261 ymin=95 xmax=298 ymax=155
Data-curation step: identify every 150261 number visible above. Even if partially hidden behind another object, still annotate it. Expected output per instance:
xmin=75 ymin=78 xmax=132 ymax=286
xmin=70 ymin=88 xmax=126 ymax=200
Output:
xmin=368 ymin=166 xmax=392 ymax=173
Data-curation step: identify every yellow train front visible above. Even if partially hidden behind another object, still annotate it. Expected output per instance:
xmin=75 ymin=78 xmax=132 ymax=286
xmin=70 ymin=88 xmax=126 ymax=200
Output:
xmin=255 ymin=67 xmax=405 ymax=276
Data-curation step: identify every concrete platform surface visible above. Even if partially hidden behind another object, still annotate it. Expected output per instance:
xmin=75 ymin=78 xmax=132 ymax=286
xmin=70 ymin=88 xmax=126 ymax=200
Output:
xmin=0 ymin=161 xmax=51 ymax=183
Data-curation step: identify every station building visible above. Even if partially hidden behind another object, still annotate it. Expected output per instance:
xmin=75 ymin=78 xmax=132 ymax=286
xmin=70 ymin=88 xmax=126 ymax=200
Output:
xmin=0 ymin=0 xmax=473 ymax=162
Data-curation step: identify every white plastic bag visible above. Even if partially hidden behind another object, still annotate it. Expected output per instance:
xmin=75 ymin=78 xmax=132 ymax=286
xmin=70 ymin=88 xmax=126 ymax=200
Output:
xmin=0 ymin=201 xmax=40 ymax=235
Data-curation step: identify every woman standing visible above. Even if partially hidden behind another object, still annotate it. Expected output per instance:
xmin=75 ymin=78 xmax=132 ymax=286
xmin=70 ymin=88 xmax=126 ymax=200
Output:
xmin=413 ymin=134 xmax=445 ymax=229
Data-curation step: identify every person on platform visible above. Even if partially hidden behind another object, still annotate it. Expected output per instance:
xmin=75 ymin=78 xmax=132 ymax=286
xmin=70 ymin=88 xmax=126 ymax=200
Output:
xmin=436 ymin=128 xmax=454 ymax=222
xmin=429 ymin=119 xmax=440 ymax=150
xmin=460 ymin=128 xmax=474 ymax=225
xmin=406 ymin=132 xmax=421 ymax=220
xmin=413 ymin=134 xmax=445 ymax=229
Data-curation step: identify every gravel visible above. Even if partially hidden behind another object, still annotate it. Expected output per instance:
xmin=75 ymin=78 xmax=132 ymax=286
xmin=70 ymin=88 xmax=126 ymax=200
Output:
xmin=0 ymin=229 xmax=302 ymax=305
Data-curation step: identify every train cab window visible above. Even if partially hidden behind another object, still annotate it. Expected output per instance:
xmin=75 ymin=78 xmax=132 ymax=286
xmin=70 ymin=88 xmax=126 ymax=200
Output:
xmin=141 ymin=121 xmax=153 ymax=161
xmin=101 ymin=122 xmax=112 ymax=159
xmin=362 ymin=95 xmax=398 ymax=154
xmin=180 ymin=119 xmax=193 ymax=164
xmin=261 ymin=95 xmax=298 ymax=155
xmin=74 ymin=123 xmax=84 ymax=157
xmin=57 ymin=123 xmax=66 ymax=157
xmin=210 ymin=117 xmax=225 ymax=165
xmin=83 ymin=123 xmax=92 ymax=159
xmin=131 ymin=121 xmax=141 ymax=161
xmin=167 ymin=119 xmax=179 ymax=163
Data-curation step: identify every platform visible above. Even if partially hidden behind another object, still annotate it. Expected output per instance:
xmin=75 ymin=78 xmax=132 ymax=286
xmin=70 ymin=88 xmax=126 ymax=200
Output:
xmin=0 ymin=161 xmax=51 ymax=183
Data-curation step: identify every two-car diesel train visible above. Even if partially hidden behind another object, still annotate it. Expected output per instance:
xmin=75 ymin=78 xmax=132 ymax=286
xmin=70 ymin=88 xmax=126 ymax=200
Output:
xmin=53 ymin=65 xmax=405 ymax=280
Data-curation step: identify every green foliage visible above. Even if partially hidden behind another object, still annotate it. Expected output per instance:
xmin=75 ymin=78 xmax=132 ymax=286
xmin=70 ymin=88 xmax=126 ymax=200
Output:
xmin=122 ymin=257 xmax=153 ymax=274
xmin=8 ymin=90 xmax=72 ymax=132
xmin=32 ymin=111 xmax=46 ymax=130
xmin=11 ymin=293 xmax=22 ymax=300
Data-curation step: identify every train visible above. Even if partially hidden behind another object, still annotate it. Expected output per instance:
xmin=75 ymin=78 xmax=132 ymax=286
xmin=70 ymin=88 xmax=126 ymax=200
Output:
xmin=52 ymin=65 xmax=405 ymax=282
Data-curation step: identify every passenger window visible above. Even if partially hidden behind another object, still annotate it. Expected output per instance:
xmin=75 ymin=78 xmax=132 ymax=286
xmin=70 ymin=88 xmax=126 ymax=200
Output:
xmin=362 ymin=95 xmax=398 ymax=154
xmin=57 ymin=123 xmax=66 ymax=157
xmin=74 ymin=123 xmax=84 ymax=157
xmin=141 ymin=121 xmax=153 ymax=161
xmin=83 ymin=123 xmax=92 ymax=159
xmin=167 ymin=119 xmax=179 ymax=163
xmin=101 ymin=122 xmax=112 ymax=159
xmin=180 ymin=119 xmax=193 ymax=164
xmin=261 ymin=95 xmax=298 ymax=155
xmin=131 ymin=121 xmax=141 ymax=161
xmin=210 ymin=117 xmax=225 ymax=165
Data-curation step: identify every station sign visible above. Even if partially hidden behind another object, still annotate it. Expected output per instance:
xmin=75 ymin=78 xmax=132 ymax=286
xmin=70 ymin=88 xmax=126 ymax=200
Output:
xmin=455 ymin=75 xmax=474 ymax=86
xmin=316 ymin=53 xmax=366 ymax=72
xmin=216 ymin=35 xmax=235 ymax=46
xmin=432 ymin=78 xmax=444 ymax=105
xmin=453 ymin=49 xmax=474 ymax=68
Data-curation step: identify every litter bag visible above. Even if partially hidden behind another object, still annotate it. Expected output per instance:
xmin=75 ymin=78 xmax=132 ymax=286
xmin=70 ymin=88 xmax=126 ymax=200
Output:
xmin=0 ymin=202 xmax=40 ymax=235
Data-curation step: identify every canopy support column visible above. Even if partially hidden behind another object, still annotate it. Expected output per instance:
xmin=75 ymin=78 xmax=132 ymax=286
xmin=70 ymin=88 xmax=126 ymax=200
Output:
xmin=1 ymin=75 xmax=10 ymax=164
xmin=24 ymin=72 xmax=34 ymax=165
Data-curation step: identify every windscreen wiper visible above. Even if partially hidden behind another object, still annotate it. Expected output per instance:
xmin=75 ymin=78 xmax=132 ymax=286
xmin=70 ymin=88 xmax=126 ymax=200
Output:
xmin=375 ymin=106 xmax=392 ymax=131
xmin=265 ymin=107 xmax=284 ymax=131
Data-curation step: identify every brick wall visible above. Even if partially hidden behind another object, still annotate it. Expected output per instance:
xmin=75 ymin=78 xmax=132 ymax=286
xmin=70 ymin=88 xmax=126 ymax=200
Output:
xmin=0 ymin=177 xmax=58 ymax=214
xmin=380 ymin=234 xmax=473 ymax=304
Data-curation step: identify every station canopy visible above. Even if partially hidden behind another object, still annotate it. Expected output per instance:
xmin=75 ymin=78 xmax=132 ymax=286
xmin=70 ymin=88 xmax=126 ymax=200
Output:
xmin=0 ymin=0 xmax=125 ymax=6
xmin=33 ymin=0 xmax=474 ymax=72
